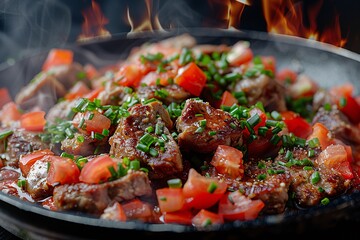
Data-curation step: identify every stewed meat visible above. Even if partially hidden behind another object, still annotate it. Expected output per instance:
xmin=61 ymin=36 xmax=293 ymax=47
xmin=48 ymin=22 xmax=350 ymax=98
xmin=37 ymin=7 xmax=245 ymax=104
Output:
xmin=176 ymin=99 xmax=243 ymax=153
xmin=53 ymin=170 xmax=152 ymax=215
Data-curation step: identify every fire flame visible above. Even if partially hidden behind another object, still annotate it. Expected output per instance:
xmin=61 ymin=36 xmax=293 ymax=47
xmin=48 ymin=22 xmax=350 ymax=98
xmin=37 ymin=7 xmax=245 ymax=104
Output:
xmin=77 ymin=0 xmax=347 ymax=49
xmin=77 ymin=0 xmax=111 ymax=42
xmin=126 ymin=0 xmax=164 ymax=35
xmin=262 ymin=0 xmax=346 ymax=47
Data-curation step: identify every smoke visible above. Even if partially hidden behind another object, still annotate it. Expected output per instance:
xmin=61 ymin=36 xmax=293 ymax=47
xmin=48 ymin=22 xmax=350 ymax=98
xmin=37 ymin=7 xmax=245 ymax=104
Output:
xmin=0 ymin=0 xmax=71 ymax=63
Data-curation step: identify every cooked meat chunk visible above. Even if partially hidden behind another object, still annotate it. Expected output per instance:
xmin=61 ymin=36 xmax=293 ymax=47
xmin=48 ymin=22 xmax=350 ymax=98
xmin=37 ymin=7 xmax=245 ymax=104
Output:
xmin=176 ymin=99 xmax=243 ymax=153
xmin=6 ymin=129 xmax=50 ymax=167
xmin=26 ymin=158 xmax=53 ymax=200
xmin=53 ymin=171 xmax=152 ymax=215
xmin=46 ymin=100 xmax=77 ymax=124
xmin=276 ymin=147 xmax=348 ymax=207
xmin=97 ymin=82 xmax=128 ymax=106
xmin=232 ymin=74 xmax=286 ymax=112
xmin=0 ymin=168 xmax=20 ymax=181
xmin=51 ymin=62 xmax=90 ymax=89
xmin=312 ymin=106 xmax=360 ymax=146
xmin=15 ymin=73 xmax=66 ymax=112
xmin=137 ymin=84 xmax=191 ymax=105
xmin=61 ymin=132 xmax=110 ymax=157
xmin=216 ymin=160 xmax=291 ymax=214
xmin=109 ymin=101 xmax=182 ymax=179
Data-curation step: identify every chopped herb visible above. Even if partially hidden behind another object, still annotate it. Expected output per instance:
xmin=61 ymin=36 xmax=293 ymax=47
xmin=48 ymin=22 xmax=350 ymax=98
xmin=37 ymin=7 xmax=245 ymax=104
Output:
xmin=207 ymin=182 xmax=218 ymax=193
xmin=257 ymin=161 xmax=266 ymax=169
xmin=321 ymin=197 xmax=330 ymax=205
xmin=167 ymin=178 xmax=182 ymax=188
xmin=257 ymin=173 xmax=267 ymax=180
xmin=60 ymin=152 xmax=74 ymax=159
xmin=129 ymin=160 xmax=140 ymax=171
xmin=0 ymin=130 xmax=13 ymax=140
xmin=310 ymin=171 xmax=321 ymax=184
xmin=339 ymin=97 xmax=347 ymax=108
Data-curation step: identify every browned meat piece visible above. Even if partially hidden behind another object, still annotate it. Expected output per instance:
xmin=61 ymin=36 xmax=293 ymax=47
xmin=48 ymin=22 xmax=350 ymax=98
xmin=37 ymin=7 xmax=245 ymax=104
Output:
xmin=53 ymin=171 xmax=152 ymax=215
xmin=137 ymin=84 xmax=191 ymax=105
xmin=0 ymin=180 xmax=34 ymax=202
xmin=214 ymin=160 xmax=291 ymax=214
xmin=46 ymin=100 xmax=77 ymax=124
xmin=61 ymin=132 xmax=110 ymax=157
xmin=312 ymin=106 xmax=360 ymax=146
xmin=6 ymin=129 xmax=50 ymax=167
xmin=232 ymin=74 xmax=286 ymax=112
xmin=51 ymin=62 xmax=90 ymax=89
xmin=0 ymin=168 xmax=20 ymax=181
xmin=276 ymin=147 xmax=348 ymax=207
xmin=15 ymin=73 xmax=66 ymax=112
xmin=97 ymin=81 xmax=128 ymax=106
xmin=312 ymin=89 xmax=333 ymax=112
xmin=176 ymin=99 xmax=243 ymax=153
xmin=109 ymin=101 xmax=182 ymax=179
xmin=26 ymin=158 xmax=53 ymax=200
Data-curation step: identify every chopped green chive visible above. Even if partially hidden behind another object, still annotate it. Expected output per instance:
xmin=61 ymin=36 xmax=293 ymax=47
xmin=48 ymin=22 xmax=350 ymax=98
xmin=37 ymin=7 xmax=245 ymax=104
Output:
xmin=339 ymin=97 xmax=347 ymax=108
xmin=0 ymin=130 xmax=13 ymax=140
xmin=321 ymin=197 xmax=330 ymax=205
xmin=129 ymin=160 xmax=140 ymax=171
xmin=257 ymin=173 xmax=267 ymax=180
xmin=310 ymin=171 xmax=321 ymax=184
xmin=167 ymin=178 xmax=182 ymax=188
xmin=207 ymin=182 xmax=218 ymax=193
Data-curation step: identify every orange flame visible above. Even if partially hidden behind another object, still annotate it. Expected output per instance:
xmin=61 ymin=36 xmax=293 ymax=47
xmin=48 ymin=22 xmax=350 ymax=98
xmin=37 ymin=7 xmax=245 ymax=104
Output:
xmin=207 ymin=0 xmax=248 ymax=29
xmin=126 ymin=0 xmax=164 ymax=35
xmin=262 ymin=0 xmax=346 ymax=47
xmin=78 ymin=0 xmax=111 ymax=42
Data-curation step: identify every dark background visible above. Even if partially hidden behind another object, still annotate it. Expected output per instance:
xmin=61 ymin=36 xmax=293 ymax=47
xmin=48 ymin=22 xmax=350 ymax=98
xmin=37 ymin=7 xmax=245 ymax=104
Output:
xmin=0 ymin=0 xmax=359 ymax=65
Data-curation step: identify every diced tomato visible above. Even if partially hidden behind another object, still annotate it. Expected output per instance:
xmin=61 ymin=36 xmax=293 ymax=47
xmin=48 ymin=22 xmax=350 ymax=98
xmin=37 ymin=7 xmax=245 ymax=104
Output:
xmin=0 ymin=102 xmax=22 ymax=124
xmin=174 ymin=62 xmax=207 ymax=96
xmin=247 ymin=131 xmax=278 ymax=159
xmin=218 ymin=91 xmax=238 ymax=108
xmin=0 ymin=88 xmax=12 ymax=108
xmin=140 ymin=70 xmax=176 ymax=87
xmin=156 ymin=188 xmax=185 ymax=213
xmin=210 ymin=145 xmax=244 ymax=179
xmin=318 ymin=144 xmax=354 ymax=180
xmin=329 ymin=83 xmax=360 ymax=124
xmin=79 ymin=155 xmax=117 ymax=184
xmin=182 ymin=168 xmax=227 ymax=209
xmin=162 ymin=210 xmax=193 ymax=225
xmin=122 ymin=199 xmax=153 ymax=220
xmin=218 ymin=191 xmax=265 ymax=221
xmin=73 ymin=111 xmax=111 ymax=134
xmin=20 ymin=111 xmax=46 ymax=132
xmin=101 ymin=202 xmax=127 ymax=221
xmin=307 ymin=122 xmax=332 ymax=150
xmin=227 ymin=41 xmax=253 ymax=66
xmin=260 ymin=56 xmax=276 ymax=75
xmin=192 ymin=209 xmax=224 ymax=228
xmin=42 ymin=49 xmax=73 ymax=72
xmin=244 ymin=107 xmax=267 ymax=137
xmin=83 ymin=87 xmax=104 ymax=101
xmin=19 ymin=149 xmax=54 ymax=176
xmin=281 ymin=111 xmax=312 ymax=139
xmin=64 ymin=82 xmax=91 ymax=101
xmin=276 ymin=68 xmax=297 ymax=83
xmin=114 ymin=64 xmax=144 ymax=88
xmin=47 ymin=156 xmax=80 ymax=186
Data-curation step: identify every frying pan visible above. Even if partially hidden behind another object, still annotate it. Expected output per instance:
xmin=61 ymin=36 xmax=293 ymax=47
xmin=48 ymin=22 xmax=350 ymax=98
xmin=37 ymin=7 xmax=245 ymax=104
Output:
xmin=1 ymin=28 xmax=360 ymax=240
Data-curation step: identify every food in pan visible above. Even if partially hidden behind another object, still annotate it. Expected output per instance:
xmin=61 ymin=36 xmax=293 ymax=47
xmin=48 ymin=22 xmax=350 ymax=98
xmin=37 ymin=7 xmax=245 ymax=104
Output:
xmin=0 ymin=34 xmax=359 ymax=228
